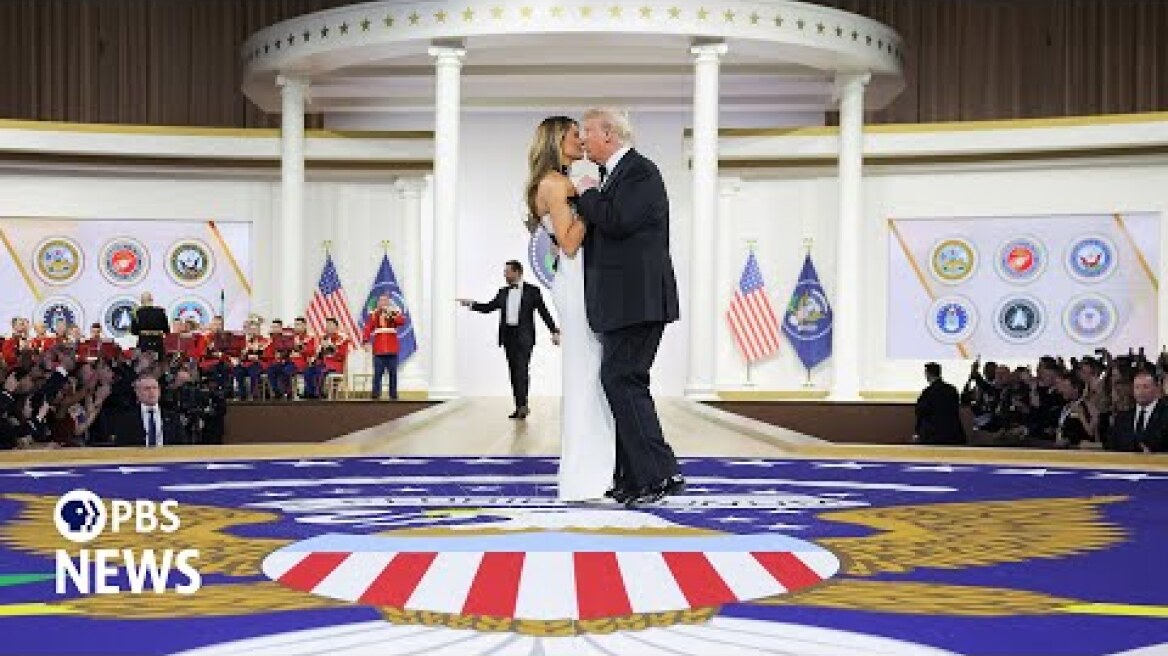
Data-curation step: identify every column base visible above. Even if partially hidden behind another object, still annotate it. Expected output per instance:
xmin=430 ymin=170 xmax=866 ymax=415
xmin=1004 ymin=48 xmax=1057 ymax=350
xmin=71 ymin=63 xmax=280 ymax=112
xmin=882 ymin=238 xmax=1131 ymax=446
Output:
xmin=426 ymin=387 xmax=460 ymax=401
xmin=684 ymin=386 xmax=718 ymax=401
xmin=827 ymin=385 xmax=862 ymax=402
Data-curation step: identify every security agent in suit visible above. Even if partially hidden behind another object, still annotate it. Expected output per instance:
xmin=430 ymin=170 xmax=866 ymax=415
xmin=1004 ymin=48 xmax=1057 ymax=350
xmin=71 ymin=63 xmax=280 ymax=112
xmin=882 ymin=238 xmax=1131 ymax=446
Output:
xmin=131 ymin=291 xmax=170 ymax=358
xmin=108 ymin=375 xmax=186 ymax=447
xmin=913 ymin=362 xmax=967 ymax=445
xmin=1108 ymin=371 xmax=1168 ymax=452
xmin=459 ymin=260 xmax=559 ymax=419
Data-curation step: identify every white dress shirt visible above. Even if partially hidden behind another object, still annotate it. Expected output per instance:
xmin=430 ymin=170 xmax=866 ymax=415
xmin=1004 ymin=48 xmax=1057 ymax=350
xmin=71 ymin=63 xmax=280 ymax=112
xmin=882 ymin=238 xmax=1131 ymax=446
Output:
xmin=505 ymin=284 xmax=522 ymax=326
xmin=140 ymin=404 xmax=163 ymax=447
xmin=600 ymin=146 xmax=631 ymax=190
xmin=1135 ymin=399 xmax=1158 ymax=432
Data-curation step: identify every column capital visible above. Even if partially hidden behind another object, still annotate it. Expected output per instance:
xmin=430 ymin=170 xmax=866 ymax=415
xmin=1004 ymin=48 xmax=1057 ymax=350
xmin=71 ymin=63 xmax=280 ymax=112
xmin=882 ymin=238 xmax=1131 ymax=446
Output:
xmin=276 ymin=74 xmax=310 ymax=92
xmin=394 ymin=177 xmax=426 ymax=198
xmin=690 ymin=40 xmax=728 ymax=61
xmin=833 ymin=71 xmax=871 ymax=96
xmin=428 ymin=41 xmax=466 ymax=66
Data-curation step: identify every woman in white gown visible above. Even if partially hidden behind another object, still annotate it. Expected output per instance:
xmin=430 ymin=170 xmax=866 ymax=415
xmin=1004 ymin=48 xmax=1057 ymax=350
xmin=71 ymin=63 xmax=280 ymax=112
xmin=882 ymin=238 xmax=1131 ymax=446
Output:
xmin=525 ymin=116 xmax=616 ymax=501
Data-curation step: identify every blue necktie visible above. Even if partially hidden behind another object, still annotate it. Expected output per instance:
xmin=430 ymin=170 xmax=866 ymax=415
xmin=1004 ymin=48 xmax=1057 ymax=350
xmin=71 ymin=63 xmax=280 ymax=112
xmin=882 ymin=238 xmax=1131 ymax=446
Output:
xmin=147 ymin=409 xmax=158 ymax=447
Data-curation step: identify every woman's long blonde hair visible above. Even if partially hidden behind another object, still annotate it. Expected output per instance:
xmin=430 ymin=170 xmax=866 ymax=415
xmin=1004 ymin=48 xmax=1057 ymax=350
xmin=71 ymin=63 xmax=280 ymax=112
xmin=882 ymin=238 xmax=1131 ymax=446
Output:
xmin=524 ymin=116 xmax=576 ymax=234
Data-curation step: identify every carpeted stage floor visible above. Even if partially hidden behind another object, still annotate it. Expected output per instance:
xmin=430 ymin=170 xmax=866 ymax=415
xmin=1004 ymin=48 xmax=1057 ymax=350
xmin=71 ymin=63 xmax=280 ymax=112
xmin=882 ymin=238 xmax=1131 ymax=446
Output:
xmin=0 ymin=400 xmax=1166 ymax=655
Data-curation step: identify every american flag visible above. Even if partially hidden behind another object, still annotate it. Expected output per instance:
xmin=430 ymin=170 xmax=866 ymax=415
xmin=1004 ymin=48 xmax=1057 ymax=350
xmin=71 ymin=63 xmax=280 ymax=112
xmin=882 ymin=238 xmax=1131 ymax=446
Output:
xmin=305 ymin=254 xmax=361 ymax=341
xmin=726 ymin=251 xmax=781 ymax=362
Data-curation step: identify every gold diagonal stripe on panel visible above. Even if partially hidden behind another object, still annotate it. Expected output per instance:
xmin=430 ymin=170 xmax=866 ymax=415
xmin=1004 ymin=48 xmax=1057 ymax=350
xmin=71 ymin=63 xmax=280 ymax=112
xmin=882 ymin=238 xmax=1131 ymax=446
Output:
xmin=1112 ymin=213 xmax=1158 ymax=292
xmin=887 ymin=219 xmax=969 ymax=359
xmin=0 ymin=226 xmax=42 ymax=303
xmin=207 ymin=220 xmax=252 ymax=296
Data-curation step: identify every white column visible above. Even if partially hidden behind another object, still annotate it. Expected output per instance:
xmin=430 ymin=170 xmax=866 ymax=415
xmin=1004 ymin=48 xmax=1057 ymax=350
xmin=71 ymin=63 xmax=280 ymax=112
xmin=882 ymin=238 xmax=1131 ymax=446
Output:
xmin=428 ymin=44 xmax=465 ymax=399
xmin=685 ymin=41 xmax=728 ymax=400
xmin=395 ymin=177 xmax=427 ymax=389
xmin=829 ymin=72 xmax=870 ymax=401
xmin=715 ymin=177 xmax=742 ymax=389
xmin=277 ymin=74 xmax=309 ymax=322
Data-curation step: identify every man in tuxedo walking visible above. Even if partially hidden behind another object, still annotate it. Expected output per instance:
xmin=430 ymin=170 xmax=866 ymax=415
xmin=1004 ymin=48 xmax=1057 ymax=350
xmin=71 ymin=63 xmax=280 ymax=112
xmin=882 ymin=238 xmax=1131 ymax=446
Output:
xmin=574 ymin=107 xmax=683 ymax=507
xmin=460 ymin=260 xmax=560 ymax=419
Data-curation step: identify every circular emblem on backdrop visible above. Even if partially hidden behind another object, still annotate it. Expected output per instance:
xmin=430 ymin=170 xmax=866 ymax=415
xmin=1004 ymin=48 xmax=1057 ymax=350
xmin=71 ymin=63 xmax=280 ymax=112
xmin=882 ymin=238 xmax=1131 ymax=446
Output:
xmin=929 ymin=238 xmax=977 ymax=284
xmin=36 ymin=295 xmax=84 ymax=330
xmin=995 ymin=236 xmax=1047 ymax=284
xmin=782 ymin=284 xmax=833 ymax=342
xmin=1063 ymin=294 xmax=1118 ymax=344
xmin=527 ymin=224 xmax=558 ymax=289
xmin=33 ymin=236 xmax=84 ymax=285
xmin=994 ymin=295 xmax=1045 ymax=344
xmin=166 ymin=239 xmax=214 ymax=287
xmin=99 ymin=237 xmax=150 ymax=286
xmin=102 ymin=296 xmax=138 ymax=338
xmin=1065 ymin=234 xmax=1117 ymax=283
xmin=927 ymin=295 xmax=977 ymax=344
xmin=169 ymin=297 xmax=213 ymax=327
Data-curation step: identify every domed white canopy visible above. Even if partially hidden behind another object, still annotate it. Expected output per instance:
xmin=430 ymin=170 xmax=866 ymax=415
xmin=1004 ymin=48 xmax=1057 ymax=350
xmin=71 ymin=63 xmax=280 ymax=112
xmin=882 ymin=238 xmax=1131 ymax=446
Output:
xmin=241 ymin=0 xmax=904 ymax=115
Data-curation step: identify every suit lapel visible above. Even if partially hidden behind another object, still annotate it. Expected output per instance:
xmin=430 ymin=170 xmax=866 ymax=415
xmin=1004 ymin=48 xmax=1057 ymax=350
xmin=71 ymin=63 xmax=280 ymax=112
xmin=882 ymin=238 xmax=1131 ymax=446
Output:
xmin=601 ymin=149 xmax=637 ymax=192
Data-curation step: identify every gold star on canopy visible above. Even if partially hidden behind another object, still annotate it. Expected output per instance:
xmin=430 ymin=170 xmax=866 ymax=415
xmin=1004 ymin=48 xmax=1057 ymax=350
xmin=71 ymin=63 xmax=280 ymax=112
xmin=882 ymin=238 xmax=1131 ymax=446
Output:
xmin=774 ymin=15 xmax=784 ymax=26
xmin=409 ymin=11 xmax=421 ymax=24
xmin=384 ymin=14 xmax=395 ymax=27
xmin=274 ymin=39 xmax=281 ymax=49
xmin=609 ymin=6 xmax=622 ymax=17
xmin=796 ymin=18 xmax=805 ymax=29
xmin=835 ymin=25 xmax=843 ymax=37
xmin=580 ymin=6 xmax=593 ymax=17
xmin=302 ymin=30 xmax=311 ymax=41
xmin=851 ymin=30 xmax=858 ymax=40
xmin=817 ymin=22 xmax=825 ymax=33
xmin=361 ymin=18 xmax=371 ymax=30
xmin=551 ymin=6 xmax=564 ymax=17
xmin=865 ymin=34 xmax=872 ymax=44
xmin=723 ymin=9 xmax=735 ymax=21
xmin=520 ymin=6 xmax=533 ymax=18
xmin=339 ymin=21 xmax=349 ymax=34
xmin=491 ymin=6 xmax=504 ymax=18
xmin=749 ymin=12 xmax=760 ymax=24
xmin=321 ymin=25 xmax=329 ymax=37
xmin=668 ymin=6 xmax=681 ymax=19
xmin=639 ymin=6 xmax=651 ymax=18
xmin=462 ymin=7 xmax=474 ymax=20
xmin=288 ymin=33 xmax=296 ymax=45
xmin=697 ymin=7 xmax=709 ymax=20
xmin=877 ymin=38 xmax=883 ymax=48
xmin=263 ymin=43 xmax=270 ymax=53
xmin=435 ymin=10 xmax=447 ymax=22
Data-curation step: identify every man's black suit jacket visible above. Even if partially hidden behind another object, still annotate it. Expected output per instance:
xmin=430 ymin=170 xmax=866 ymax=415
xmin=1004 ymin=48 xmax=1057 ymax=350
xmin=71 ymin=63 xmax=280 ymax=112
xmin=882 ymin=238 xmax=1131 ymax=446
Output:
xmin=1109 ymin=402 xmax=1168 ymax=452
xmin=576 ymin=148 xmax=680 ymax=334
xmin=915 ymin=379 xmax=967 ymax=445
xmin=108 ymin=406 xmax=187 ymax=447
xmin=471 ymin=282 xmax=558 ymax=347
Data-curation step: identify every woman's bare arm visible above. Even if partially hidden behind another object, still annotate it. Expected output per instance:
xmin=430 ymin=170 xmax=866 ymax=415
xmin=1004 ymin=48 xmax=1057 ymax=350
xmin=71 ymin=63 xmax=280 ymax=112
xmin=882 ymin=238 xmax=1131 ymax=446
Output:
xmin=538 ymin=176 xmax=586 ymax=256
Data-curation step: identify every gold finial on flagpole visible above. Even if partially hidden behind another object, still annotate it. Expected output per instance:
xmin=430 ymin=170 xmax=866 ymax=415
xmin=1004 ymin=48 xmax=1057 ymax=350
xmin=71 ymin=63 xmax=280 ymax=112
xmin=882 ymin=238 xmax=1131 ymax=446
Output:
xmin=803 ymin=237 xmax=814 ymax=253
xmin=323 ymin=240 xmax=333 ymax=255
xmin=380 ymin=240 xmax=391 ymax=253
xmin=747 ymin=238 xmax=758 ymax=252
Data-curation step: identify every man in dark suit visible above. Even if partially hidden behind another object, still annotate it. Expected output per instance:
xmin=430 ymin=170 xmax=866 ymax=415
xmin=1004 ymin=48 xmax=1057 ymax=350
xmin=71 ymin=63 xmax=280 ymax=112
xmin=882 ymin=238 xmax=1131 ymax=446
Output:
xmin=914 ymin=362 xmax=967 ymax=445
xmin=460 ymin=260 xmax=560 ymax=419
xmin=108 ymin=375 xmax=186 ymax=447
xmin=574 ymin=107 xmax=683 ymax=508
xmin=1108 ymin=371 xmax=1168 ymax=452
xmin=130 ymin=291 xmax=169 ymax=358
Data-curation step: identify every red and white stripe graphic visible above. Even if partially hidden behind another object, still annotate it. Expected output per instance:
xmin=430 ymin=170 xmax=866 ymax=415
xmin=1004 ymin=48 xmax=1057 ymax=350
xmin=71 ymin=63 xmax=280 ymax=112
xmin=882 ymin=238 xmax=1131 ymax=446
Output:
xmin=726 ymin=252 xmax=782 ymax=363
xmin=264 ymin=547 xmax=837 ymax=620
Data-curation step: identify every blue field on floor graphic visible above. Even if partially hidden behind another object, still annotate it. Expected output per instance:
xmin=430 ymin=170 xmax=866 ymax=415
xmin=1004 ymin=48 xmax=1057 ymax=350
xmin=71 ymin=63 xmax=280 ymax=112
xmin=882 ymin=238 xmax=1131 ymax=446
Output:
xmin=0 ymin=455 xmax=1165 ymax=655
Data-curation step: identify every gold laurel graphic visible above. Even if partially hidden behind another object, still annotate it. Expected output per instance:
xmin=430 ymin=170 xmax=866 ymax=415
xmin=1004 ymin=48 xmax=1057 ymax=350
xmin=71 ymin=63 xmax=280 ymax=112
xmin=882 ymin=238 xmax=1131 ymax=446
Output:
xmin=1 ymin=494 xmax=291 ymax=577
xmin=817 ymin=496 xmax=1128 ymax=576
xmin=378 ymin=607 xmax=719 ymax=636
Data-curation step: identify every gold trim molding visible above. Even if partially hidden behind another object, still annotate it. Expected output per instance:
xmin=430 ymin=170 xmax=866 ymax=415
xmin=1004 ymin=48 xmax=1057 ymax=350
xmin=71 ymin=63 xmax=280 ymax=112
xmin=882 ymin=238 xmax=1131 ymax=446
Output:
xmin=0 ymin=119 xmax=432 ymax=140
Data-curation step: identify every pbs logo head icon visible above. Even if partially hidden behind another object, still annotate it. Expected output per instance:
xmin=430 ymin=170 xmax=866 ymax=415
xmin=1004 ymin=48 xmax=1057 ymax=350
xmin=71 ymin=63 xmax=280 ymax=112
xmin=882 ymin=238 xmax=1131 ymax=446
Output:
xmin=54 ymin=489 xmax=107 ymax=543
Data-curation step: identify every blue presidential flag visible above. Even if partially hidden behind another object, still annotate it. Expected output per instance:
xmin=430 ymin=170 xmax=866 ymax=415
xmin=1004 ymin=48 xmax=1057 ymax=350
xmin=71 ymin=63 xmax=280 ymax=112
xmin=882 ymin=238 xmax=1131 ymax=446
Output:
xmin=361 ymin=254 xmax=416 ymax=362
xmin=782 ymin=253 xmax=832 ymax=370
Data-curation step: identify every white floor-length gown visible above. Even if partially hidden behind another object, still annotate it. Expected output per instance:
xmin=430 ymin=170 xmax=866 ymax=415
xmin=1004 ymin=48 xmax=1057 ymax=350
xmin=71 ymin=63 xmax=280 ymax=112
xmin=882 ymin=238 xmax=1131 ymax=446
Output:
xmin=543 ymin=212 xmax=616 ymax=501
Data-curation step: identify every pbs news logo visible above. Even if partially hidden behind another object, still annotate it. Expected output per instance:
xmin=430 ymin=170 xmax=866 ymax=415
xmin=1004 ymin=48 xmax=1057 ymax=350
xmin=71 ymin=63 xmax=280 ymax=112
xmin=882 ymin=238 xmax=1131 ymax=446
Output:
xmin=54 ymin=489 xmax=201 ymax=595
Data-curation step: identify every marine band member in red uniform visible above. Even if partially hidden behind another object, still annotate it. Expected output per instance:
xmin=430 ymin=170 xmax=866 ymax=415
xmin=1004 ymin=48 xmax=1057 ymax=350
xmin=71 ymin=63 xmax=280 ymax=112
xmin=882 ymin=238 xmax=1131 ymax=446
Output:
xmin=361 ymin=294 xmax=407 ymax=400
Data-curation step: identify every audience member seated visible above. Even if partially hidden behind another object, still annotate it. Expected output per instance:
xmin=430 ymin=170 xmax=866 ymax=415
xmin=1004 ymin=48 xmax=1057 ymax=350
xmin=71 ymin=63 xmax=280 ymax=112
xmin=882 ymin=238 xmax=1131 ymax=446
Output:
xmin=914 ymin=362 xmax=966 ymax=445
xmin=1053 ymin=371 xmax=1097 ymax=448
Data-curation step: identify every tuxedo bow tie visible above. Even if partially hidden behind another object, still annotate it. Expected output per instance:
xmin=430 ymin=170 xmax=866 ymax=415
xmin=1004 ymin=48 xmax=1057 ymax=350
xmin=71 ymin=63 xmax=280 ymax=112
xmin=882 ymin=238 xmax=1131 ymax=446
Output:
xmin=597 ymin=164 xmax=608 ymax=182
